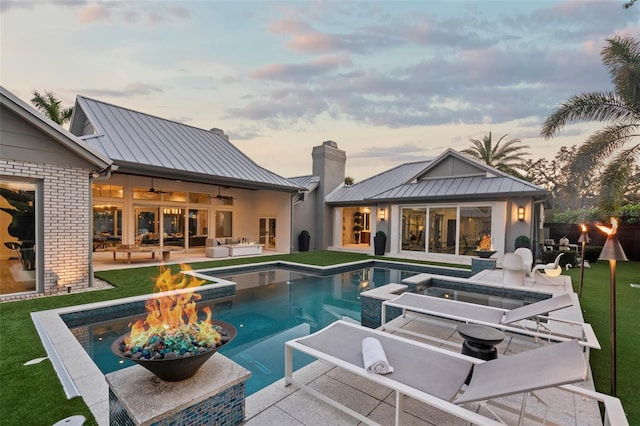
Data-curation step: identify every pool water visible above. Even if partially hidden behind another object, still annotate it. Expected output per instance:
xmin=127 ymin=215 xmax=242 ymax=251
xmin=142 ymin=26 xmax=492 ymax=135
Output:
xmin=67 ymin=266 xmax=418 ymax=396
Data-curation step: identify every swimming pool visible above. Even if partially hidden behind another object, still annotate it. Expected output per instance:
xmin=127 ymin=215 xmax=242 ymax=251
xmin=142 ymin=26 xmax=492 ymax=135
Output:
xmin=56 ymin=260 xmax=539 ymax=397
xmin=62 ymin=264 xmax=426 ymax=396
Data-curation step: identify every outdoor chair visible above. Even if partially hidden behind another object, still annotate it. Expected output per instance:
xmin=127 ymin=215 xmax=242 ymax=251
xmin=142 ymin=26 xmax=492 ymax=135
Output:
xmin=381 ymin=292 xmax=600 ymax=354
xmin=533 ymin=253 xmax=564 ymax=283
xmin=285 ymin=320 xmax=625 ymax=426
xmin=514 ymin=247 xmax=534 ymax=275
xmin=502 ymin=253 xmax=526 ymax=286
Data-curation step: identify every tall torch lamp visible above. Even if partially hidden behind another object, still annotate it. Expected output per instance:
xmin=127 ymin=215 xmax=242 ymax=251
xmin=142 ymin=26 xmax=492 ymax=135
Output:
xmin=597 ymin=218 xmax=628 ymax=396
xmin=578 ymin=224 xmax=590 ymax=299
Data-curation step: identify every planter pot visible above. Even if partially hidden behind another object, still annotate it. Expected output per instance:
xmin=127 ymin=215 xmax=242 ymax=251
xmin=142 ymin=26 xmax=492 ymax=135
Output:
xmin=374 ymin=236 xmax=387 ymax=256
xmin=298 ymin=234 xmax=310 ymax=252
xmin=474 ymin=250 xmax=497 ymax=259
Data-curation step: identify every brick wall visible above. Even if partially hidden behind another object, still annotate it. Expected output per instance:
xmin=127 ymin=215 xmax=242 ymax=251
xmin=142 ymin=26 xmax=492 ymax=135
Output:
xmin=1 ymin=158 xmax=92 ymax=295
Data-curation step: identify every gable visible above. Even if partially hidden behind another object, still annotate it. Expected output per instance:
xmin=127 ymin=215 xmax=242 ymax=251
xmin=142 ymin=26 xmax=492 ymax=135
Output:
xmin=417 ymin=156 xmax=486 ymax=180
xmin=1 ymin=107 xmax=100 ymax=169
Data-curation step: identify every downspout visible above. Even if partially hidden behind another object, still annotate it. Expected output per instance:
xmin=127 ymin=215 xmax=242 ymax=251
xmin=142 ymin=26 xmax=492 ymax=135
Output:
xmin=88 ymin=165 xmax=119 ymax=287
xmin=532 ymin=196 xmax=548 ymax=260
xmin=290 ymin=192 xmax=295 ymax=253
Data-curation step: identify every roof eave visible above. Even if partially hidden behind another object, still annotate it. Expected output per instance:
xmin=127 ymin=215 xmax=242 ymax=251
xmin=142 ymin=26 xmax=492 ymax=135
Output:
xmin=112 ymin=162 xmax=304 ymax=192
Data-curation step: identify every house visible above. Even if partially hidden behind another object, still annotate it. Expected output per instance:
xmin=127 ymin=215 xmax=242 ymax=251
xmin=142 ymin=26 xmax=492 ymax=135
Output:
xmin=1 ymin=86 xmax=112 ymax=298
xmin=68 ymin=95 xmax=303 ymax=260
xmin=1 ymin=89 xmax=303 ymax=299
xmin=1 ymin=85 xmax=549 ymax=299
xmin=295 ymin=142 xmax=549 ymax=265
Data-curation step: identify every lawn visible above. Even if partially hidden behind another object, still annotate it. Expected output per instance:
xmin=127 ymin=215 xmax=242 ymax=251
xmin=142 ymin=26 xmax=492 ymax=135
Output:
xmin=0 ymin=251 xmax=636 ymax=425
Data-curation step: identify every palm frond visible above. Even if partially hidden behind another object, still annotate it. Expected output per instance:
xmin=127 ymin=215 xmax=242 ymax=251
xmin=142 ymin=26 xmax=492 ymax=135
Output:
xmin=598 ymin=144 xmax=640 ymax=213
xmin=540 ymin=92 xmax=637 ymax=138
xmin=572 ymin=124 xmax=639 ymax=174
xmin=602 ymin=35 xmax=640 ymax=109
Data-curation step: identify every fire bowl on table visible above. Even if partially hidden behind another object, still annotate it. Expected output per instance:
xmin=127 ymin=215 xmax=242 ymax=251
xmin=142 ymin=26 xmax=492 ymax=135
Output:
xmin=111 ymin=320 xmax=237 ymax=382
xmin=474 ymin=250 xmax=497 ymax=259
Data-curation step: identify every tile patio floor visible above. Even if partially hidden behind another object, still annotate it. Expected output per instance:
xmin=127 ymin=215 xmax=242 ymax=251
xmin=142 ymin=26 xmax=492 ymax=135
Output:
xmin=242 ymin=270 xmax=603 ymax=426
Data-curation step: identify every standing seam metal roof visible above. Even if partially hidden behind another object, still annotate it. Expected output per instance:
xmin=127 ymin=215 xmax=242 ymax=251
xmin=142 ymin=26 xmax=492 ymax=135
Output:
xmin=326 ymin=160 xmax=433 ymax=203
xmin=326 ymin=149 xmax=547 ymax=204
xmin=73 ymin=96 xmax=300 ymax=191
xmin=369 ymin=175 xmax=545 ymax=201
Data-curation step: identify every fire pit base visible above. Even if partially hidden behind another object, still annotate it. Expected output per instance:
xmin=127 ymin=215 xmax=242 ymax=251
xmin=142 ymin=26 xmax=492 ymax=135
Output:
xmin=106 ymin=353 xmax=251 ymax=426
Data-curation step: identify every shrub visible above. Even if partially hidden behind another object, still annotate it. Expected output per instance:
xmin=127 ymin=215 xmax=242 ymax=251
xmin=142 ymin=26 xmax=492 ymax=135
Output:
xmin=584 ymin=246 xmax=602 ymax=263
xmin=514 ymin=235 xmax=530 ymax=249
xmin=376 ymin=231 xmax=386 ymax=238
xmin=541 ymin=250 xmax=577 ymax=268
xmin=300 ymin=230 xmax=310 ymax=237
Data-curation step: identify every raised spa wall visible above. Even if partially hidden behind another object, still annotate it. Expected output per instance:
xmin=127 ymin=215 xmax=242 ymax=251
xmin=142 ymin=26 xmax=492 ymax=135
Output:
xmin=360 ymin=272 xmax=548 ymax=329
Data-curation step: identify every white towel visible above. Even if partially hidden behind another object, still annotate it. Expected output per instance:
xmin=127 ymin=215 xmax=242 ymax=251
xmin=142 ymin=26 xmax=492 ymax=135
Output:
xmin=362 ymin=337 xmax=394 ymax=374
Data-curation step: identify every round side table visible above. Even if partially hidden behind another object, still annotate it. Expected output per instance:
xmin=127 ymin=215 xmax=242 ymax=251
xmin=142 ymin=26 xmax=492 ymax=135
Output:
xmin=457 ymin=324 xmax=505 ymax=361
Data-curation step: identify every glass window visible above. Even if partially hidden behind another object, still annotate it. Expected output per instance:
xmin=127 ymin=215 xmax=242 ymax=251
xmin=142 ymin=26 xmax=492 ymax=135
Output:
xmin=189 ymin=192 xmax=210 ymax=204
xmin=133 ymin=187 xmax=160 ymax=200
xmin=428 ymin=207 xmax=457 ymax=253
xmin=188 ymin=209 xmax=208 ymax=247
xmin=163 ymin=208 xmax=185 ymax=248
xmin=401 ymin=208 xmax=426 ymax=251
xmin=215 ymin=211 xmax=233 ymax=238
xmin=459 ymin=207 xmax=492 ymax=256
xmin=259 ymin=217 xmax=276 ymax=249
xmin=92 ymin=205 xmax=122 ymax=249
xmin=166 ymin=192 xmax=186 ymax=202
xmin=135 ymin=207 xmax=159 ymax=245
xmin=1 ymin=179 xmax=37 ymax=294
xmin=92 ymin=184 xmax=123 ymax=198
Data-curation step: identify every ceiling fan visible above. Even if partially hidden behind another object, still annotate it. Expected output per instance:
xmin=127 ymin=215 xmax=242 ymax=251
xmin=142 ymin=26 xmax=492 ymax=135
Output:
xmin=212 ymin=186 xmax=235 ymax=201
xmin=145 ymin=177 xmax=171 ymax=196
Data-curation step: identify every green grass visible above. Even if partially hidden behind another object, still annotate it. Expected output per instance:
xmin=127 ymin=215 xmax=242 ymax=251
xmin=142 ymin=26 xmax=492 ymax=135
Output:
xmin=0 ymin=252 xmax=636 ymax=425
xmin=564 ymin=260 xmax=639 ymax=422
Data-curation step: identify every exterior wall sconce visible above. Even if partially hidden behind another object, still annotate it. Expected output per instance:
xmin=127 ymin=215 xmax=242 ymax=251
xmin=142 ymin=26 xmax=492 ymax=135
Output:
xmin=379 ymin=208 xmax=386 ymax=221
xmin=517 ymin=205 xmax=525 ymax=221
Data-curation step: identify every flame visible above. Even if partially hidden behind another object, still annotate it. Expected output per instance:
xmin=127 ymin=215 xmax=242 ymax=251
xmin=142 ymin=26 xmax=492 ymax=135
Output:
xmin=477 ymin=234 xmax=493 ymax=250
xmin=124 ymin=265 xmax=222 ymax=354
xmin=596 ymin=217 xmax=618 ymax=236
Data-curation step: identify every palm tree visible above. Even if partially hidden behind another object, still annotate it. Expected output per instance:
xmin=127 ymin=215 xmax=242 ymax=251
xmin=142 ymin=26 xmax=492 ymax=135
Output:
xmin=30 ymin=90 xmax=73 ymax=125
xmin=461 ymin=132 xmax=530 ymax=178
xmin=541 ymin=34 xmax=640 ymax=216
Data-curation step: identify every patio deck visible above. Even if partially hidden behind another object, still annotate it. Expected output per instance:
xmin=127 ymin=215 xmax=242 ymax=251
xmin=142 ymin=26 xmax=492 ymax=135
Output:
xmin=242 ymin=269 xmax=604 ymax=426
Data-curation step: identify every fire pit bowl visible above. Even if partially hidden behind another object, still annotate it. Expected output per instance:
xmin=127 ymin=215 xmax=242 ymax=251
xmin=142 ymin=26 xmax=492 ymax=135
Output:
xmin=111 ymin=320 xmax=237 ymax=382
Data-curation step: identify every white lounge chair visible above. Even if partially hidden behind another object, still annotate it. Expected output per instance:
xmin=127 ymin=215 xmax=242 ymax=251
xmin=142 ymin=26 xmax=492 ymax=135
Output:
xmin=502 ymin=253 xmax=526 ymax=285
xmin=381 ymin=292 xmax=600 ymax=353
xmin=533 ymin=253 xmax=564 ymax=282
xmin=285 ymin=321 xmax=626 ymax=426
xmin=514 ymin=247 xmax=534 ymax=275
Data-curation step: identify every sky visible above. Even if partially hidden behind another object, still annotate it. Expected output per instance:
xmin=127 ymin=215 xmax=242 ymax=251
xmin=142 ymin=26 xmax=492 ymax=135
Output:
xmin=1 ymin=0 xmax=638 ymax=182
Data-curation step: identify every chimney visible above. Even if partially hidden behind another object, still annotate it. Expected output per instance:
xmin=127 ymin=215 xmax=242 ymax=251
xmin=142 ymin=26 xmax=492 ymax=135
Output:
xmin=210 ymin=128 xmax=229 ymax=140
xmin=312 ymin=141 xmax=346 ymax=249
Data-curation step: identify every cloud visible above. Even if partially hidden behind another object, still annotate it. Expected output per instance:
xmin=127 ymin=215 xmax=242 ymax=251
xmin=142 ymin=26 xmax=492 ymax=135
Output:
xmin=349 ymin=143 xmax=427 ymax=159
xmin=79 ymin=82 xmax=163 ymax=98
xmin=225 ymin=87 xmax=328 ymax=128
xmin=249 ymin=54 xmax=352 ymax=82
xmin=75 ymin=1 xmax=189 ymax=25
